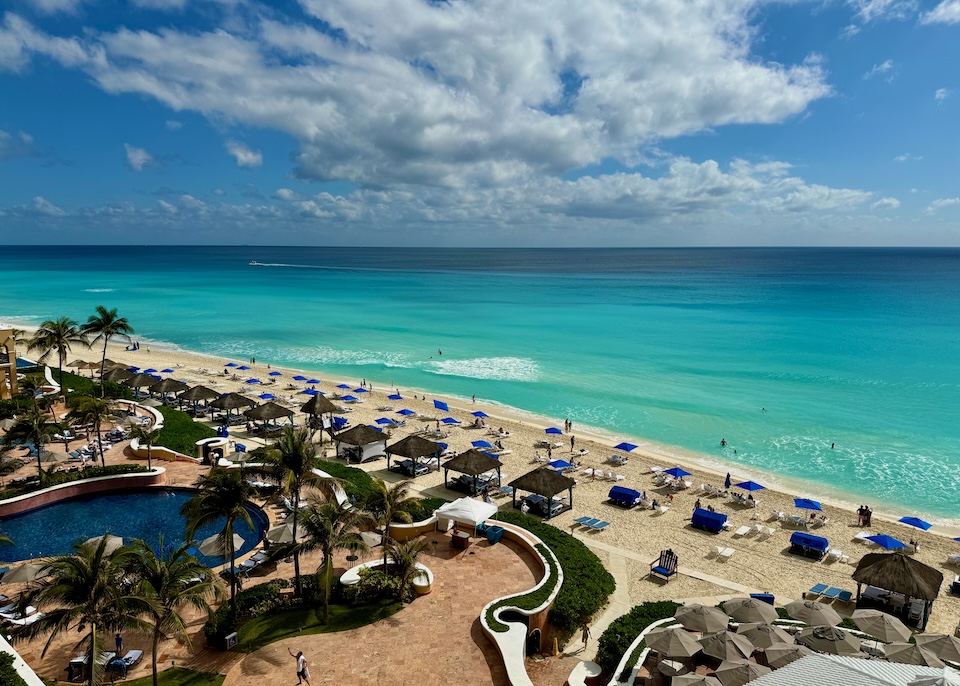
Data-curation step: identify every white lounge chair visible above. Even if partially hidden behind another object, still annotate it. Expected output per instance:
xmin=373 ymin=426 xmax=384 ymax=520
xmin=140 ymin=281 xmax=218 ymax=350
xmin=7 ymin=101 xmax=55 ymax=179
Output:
xmin=946 ymin=554 xmax=960 ymax=566
xmin=715 ymin=547 xmax=735 ymax=561
xmin=733 ymin=526 xmax=751 ymax=537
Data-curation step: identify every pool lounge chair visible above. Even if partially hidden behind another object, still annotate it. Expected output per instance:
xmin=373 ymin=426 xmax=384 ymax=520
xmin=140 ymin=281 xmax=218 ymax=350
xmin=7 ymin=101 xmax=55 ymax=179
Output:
xmin=122 ymin=650 xmax=144 ymax=667
xmin=4 ymin=611 xmax=44 ymax=626
xmin=649 ymin=549 xmax=678 ymax=582
xmin=836 ymin=590 xmax=853 ymax=604
xmin=571 ymin=517 xmax=600 ymax=529
xmin=822 ymin=587 xmax=842 ymax=601
xmin=588 ymin=521 xmax=610 ymax=532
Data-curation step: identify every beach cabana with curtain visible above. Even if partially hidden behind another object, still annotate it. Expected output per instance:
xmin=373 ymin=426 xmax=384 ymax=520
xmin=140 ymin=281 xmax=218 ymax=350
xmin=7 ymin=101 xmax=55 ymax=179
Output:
xmin=442 ymin=449 xmax=502 ymax=495
xmin=334 ymin=424 xmax=387 ymax=463
xmin=509 ymin=466 xmax=575 ymax=519
xmin=385 ymin=435 xmax=443 ymax=477
xmin=852 ymin=552 xmax=943 ymax=630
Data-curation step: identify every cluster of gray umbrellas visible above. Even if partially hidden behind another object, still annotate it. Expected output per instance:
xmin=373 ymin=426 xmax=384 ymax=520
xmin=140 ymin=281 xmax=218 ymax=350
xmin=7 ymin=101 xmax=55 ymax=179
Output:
xmin=642 ymin=598 xmax=960 ymax=685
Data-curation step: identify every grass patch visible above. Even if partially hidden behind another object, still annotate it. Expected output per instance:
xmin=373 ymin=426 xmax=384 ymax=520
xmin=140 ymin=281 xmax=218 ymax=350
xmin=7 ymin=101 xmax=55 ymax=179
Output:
xmin=51 ymin=368 xmax=135 ymax=400
xmin=315 ymin=459 xmax=376 ymax=502
xmin=485 ymin=542 xmax=560 ymax=632
xmin=405 ymin=496 xmax=448 ymax=521
xmin=120 ymin=667 xmax=224 ymax=686
xmin=155 ymin=406 xmax=217 ymax=456
xmin=235 ymin=598 xmax=402 ymax=653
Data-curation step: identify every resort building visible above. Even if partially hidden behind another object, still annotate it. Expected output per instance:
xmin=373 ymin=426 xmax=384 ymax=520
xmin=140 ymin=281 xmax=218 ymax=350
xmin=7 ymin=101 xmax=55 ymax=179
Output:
xmin=0 ymin=329 xmax=17 ymax=400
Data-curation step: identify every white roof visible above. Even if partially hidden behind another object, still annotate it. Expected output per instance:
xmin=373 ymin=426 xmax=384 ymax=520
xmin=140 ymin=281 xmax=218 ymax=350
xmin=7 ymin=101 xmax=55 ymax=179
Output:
xmin=435 ymin=497 xmax=498 ymax=527
xmin=750 ymin=654 xmax=954 ymax=686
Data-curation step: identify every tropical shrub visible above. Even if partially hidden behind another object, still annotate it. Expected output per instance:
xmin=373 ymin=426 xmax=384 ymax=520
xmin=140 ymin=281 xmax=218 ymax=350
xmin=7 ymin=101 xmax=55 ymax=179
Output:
xmin=203 ymin=582 xmax=287 ymax=645
xmin=485 ymin=543 xmax=560 ymax=632
xmin=51 ymin=369 xmax=134 ymax=400
xmin=595 ymin=600 xmax=682 ymax=674
xmin=0 ymin=652 xmax=27 ymax=686
xmin=492 ymin=511 xmax=616 ymax=637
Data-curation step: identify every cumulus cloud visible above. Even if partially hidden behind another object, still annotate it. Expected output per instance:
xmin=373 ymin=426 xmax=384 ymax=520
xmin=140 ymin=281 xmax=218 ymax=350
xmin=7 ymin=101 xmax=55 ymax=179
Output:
xmin=920 ymin=0 xmax=960 ymax=24
xmin=124 ymin=143 xmax=155 ymax=171
xmin=935 ymin=88 xmax=949 ymax=102
xmin=32 ymin=195 xmax=65 ymax=216
xmin=23 ymin=0 xmax=88 ymax=14
xmin=872 ymin=197 xmax=900 ymax=209
xmin=863 ymin=60 xmax=894 ymax=80
xmin=179 ymin=194 xmax=205 ymax=210
xmin=0 ymin=129 xmax=37 ymax=161
xmin=894 ymin=153 xmax=922 ymax=162
xmin=272 ymin=188 xmax=299 ymax=201
xmin=157 ymin=199 xmax=177 ymax=214
xmin=225 ymin=140 xmax=262 ymax=168
xmin=924 ymin=197 xmax=960 ymax=214
xmin=164 ymin=119 xmax=183 ymax=131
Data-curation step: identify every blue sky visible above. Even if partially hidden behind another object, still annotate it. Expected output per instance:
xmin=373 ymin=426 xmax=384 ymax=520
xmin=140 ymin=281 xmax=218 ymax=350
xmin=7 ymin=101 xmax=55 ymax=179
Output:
xmin=0 ymin=0 xmax=958 ymax=246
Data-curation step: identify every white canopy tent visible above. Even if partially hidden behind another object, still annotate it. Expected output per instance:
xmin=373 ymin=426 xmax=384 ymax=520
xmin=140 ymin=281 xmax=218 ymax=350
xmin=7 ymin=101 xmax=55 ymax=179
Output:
xmin=435 ymin=497 xmax=498 ymax=532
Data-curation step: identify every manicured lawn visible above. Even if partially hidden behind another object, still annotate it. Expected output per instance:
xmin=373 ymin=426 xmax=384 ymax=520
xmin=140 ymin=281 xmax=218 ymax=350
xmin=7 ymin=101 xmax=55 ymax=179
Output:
xmin=119 ymin=667 xmax=225 ymax=686
xmin=156 ymin=406 xmax=217 ymax=456
xmin=235 ymin=598 xmax=402 ymax=653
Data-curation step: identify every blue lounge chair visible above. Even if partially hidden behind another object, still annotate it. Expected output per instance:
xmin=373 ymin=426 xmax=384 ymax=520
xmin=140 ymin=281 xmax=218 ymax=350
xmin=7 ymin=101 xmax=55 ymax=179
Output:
xmin=822 ymin=587 xmax=842 ymax=601
xmin=574 ymin=518 xmax=601 ymax=529
xmin=836 ymin=590 xmax=853 ymax=603
xmin=590 ymin=521 xmax=610 ymax=532
xmin=572 ymin=516 xmax=594 ymax=526
xmin=806 ymin=583 xmax=829 ymax=598
xmin=650 ymin=549 xmax=678 ymax=581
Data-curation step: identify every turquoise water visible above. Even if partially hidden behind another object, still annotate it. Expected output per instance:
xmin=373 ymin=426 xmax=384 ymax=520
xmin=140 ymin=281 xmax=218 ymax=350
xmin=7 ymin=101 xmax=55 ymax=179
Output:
xmin=2 ymin=247 xmax=959 ymax=520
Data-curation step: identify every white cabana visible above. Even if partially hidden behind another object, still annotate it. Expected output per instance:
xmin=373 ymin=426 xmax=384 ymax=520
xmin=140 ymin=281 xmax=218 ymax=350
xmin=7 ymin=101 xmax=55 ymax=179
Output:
xmin=435 ymin=497 xmax=498 ymax=532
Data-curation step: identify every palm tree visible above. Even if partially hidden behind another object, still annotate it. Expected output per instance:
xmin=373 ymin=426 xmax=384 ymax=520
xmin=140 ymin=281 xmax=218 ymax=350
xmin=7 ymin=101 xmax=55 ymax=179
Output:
xmin=6 ymin=407 xmax=56 ymax=477
xmin=252 ymin=426 xmax=342 ymax=597
xmin=299 ymin=501 xmax=371 ymax=623
xmin=383 ymin=537 xmax=430 ymax=603
xmin=129 ymin=425 xmax=162 ymax=471
xmin=15 ymin=537 xmax=148 ymax=686
xmin=67 ymin=396 xmax=112 ymax=467
xmin=81 ymin=307 xmax=134 ymax=397
xmin=27 ymin=317 xmax=88 ymax=399
xmin=127 ymin=538 xmax=223 ymax=686
xmin=180 ymin=469 xmax=254 ymax=621
xmin=363 ymin=477 xmax=419 ymax=571
xmin=17 ymin=373 xmax=47 ymax=412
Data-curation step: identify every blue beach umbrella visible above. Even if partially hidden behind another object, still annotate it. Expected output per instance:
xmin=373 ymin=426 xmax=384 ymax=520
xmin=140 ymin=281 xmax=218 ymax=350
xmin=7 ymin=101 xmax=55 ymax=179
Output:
xmin=150 ymin=375 xmax=162 ymax=381
xmin=128 ymin=366 xmax=140 ymax=372
xmin=354 ymin=388 xmax=368 ymax=393
xmin=225 ymin=363 xmax=238 ymax=368
xmin=794 ymin=498 xmax=823 ymax=511
xmin=614 ymin=442 xmax=638 ymax=452
xmin=368 ymin=425 xmax=383 ymax=432
xmin=898 ymin=516 xmax=932 ymax=530
xmin=549 ymin=459 xmax=574 ymax=470
xmin=397 ymin=409 xmax=416 ymax=416
xmin=268 ymin=371 xmax=282 ymax=377
xmin=664 ymin=466 xmax=691 ymax=478
xmin=237 ymin=365 xmax=250 ymax=371
xmin=472 ymin=440 xmax=493 ymax=449
xmin=301 ymin=389 xmax=319 ymax=396
xmin=245 ymin=378 xmax=261 ymax=384
xmin=735 ymin=480 xmax=766 ymax=492
xmin=472 ymin=411 xmax=489 ymax=418
xmin=482 ymin=451 xmax=500 ymax=460
xmin=293 ymin=375 xmax=307 ymax=381
xmin=434 ymin=399 xmax=449 ymax=411
xmin=341 ymin=395 xmax=358 ymax=402
xmin=436 ymin=442 xmax=448 ymax=451
xmin=441 ymin=417 xmax=460 ymax=425
xmin=336 ymin=383 xmax=351 ymax=389
xmin=545 ymin=427 xmax=563 ymax=435
xmin=306 ymin=379 xmax=320 ymax=385
xmin=388 ymin=394 xmax=403 ymax=400
xmin=375 ymin=417 xmax=395 ymax=425
xmin=143 ymin=368 xmax=157 ymax=374
xmin=866 ymin=534 xmax=907 ymax=550
xmin=160 ymin=368 xmax=174 ymax=374
xmin=258 ymin=393 xmax=276 ymax=400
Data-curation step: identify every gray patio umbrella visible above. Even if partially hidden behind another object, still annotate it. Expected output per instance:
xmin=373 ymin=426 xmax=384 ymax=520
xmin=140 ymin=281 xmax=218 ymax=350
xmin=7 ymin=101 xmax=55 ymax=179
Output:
xmin=645 ymin=627 xmax=703 ymax=658
xmin=38 ymin=450 xmax=70 ymax=463
xmin=883 ymin=642 xmax=946 ymax=668
xmin=676 ymin=604 xmax=730 ymax=633
xmin=672 ymin=675 xmax=722 ymax=686
xmin=851 ymin=608 xmax=912 ymax=642
xmin=915 ymin=634 xmax=960 ymax=663
xmin=735 ymin=623 xmax=795 ymax=649
xmin=197 ymin=533 xmax=244 ymax=557
xmin=713 ymin=660 xmax=772 ymax=686
xmin=723 ymin=597 xmax=779 ymax=625
xmin=0 ymin=562 xmax=49 ymax=584
xmin=796 ymin=626 xmax=861 ymax=656
xmin=84 ymin=534 xmax=123 ymax=555
xmin=265 ymin=522 xmax=307 ymax=545
xmin=698 ymin=631 xmax=754 ymax=661
xmin=784 ymin=600 xmax=842 ymax=626
xmin=762 ymin=644 xmax=811 ymax=669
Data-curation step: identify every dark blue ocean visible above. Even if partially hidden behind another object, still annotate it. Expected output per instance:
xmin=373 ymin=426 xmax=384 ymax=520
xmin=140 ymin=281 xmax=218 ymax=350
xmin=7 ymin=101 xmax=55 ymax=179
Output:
xmin=2 ymin=247 xmax=959 ymax=520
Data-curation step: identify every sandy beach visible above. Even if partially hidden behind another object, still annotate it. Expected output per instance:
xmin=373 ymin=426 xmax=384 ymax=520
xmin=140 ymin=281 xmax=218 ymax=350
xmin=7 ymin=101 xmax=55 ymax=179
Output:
xmin=12 ymin=332 xmax=952 ymax=636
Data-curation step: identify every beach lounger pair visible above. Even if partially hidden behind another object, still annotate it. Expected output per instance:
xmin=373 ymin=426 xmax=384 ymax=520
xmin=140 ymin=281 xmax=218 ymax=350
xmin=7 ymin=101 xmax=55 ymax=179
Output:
xmin=733 ymin=525 xmax=752 ymax=537
xmin=715 ymin=547 xmax=735 ymax=561
xmin=805 ymin=583 xmax=853 ymax=603
xmin=571 ymin=516 xmax=610 ymax=532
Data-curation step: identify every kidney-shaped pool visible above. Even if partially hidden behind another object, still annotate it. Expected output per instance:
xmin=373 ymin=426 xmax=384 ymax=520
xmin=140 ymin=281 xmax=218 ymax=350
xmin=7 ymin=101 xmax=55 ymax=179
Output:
xmin=0 ymin=489 xmax=268 ymax=568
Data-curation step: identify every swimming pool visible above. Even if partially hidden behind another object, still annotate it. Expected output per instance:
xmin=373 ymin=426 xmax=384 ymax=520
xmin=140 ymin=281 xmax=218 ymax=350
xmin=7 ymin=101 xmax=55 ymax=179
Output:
xmin=0 ymin=489 xmax=268 ymax=568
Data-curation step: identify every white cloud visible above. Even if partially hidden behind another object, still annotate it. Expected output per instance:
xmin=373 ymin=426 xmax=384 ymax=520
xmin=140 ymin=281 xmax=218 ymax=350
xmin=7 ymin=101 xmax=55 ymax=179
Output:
xmin=124 ymin=143 xmax=155 ymax=171
xmin=920 ymin=0 xmax=960 ymax=24
xmin=23 ymin=0 xmax=88 ymax=14
xmin=225 ymin=140 xmax=262 ymax=168
xmin=157 ymin=199 xmax=177 ymax=214
xmin=32 ymin=195 xmax=65 ymax=216
xmin=924 ymin=197 xmax=960 ymax=214
xmin=164 ymin=119 xmax=183 ymax=131
xmin=872 ymin=197 xmax=900 ymax=209
xmin=272 ymin=188 xmax=299 ymax=201
xmin=179 ymin=194 xmax=205 ymax=210
xmin=894 ymin=153 xmax=922 ymax=162
xmin=862 ymin=59 xmax=894 ymax=79
xmin=0 ymin=129 xmax=37 ymax=161
xmin=935 ymin=88 xmax=949 ymax=102
xmin=848 ymin=0 xmax=917 ymax=24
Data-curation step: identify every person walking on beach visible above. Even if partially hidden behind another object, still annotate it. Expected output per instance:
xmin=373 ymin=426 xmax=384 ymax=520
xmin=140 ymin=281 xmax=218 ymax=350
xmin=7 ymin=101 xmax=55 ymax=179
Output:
xmin=288 ymin=648 xmax=311 ymax=686
xmin=570 ymin=435 xmax=576 ymax=452
xmin=724 ymin=473 xmax=732 ymax=490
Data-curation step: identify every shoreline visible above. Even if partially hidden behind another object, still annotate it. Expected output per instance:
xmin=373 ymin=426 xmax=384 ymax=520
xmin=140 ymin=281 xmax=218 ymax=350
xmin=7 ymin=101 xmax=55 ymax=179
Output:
xmin=5 ymin=316 xmax=959 ymax=537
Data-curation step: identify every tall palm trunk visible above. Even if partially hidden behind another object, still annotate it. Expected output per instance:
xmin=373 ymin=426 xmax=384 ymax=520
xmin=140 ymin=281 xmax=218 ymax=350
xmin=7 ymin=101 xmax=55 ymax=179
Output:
xmin=95 ymin=417 xmax=105 ymax=467
xmin=151 ymin=626 xmax=161 ymax=686
xmin=292 ymin=491 xmax=302 ymax=596
xmin=227 ymin=523 xmax=237 ymax=622
xmin=322 ymin=554 xmax=332 ymax=623
xmin=87 ymin=623 xmax=97 ymax=686
xmin=99 ymin=340 xmax=108 ymax=398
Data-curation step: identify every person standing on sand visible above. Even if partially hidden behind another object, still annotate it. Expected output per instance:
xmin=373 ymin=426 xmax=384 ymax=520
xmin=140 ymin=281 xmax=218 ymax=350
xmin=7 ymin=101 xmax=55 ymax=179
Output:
xmin=288 ymin=649 xmax=311 ymax=686
xmin=570 ymin=435 xmax=576 ymax=452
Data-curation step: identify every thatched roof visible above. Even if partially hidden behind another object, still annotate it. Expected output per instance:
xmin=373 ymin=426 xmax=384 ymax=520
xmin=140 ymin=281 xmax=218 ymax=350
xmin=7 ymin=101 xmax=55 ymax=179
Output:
xmin=243 ymin=401 xmax=294 ymax=421
xmin=124 ymin=373 xmax=159 ymax=388
xmin=300 ymin=394 xmax=339 ymax=415
xmin=179 ymin=385 xmax=220 ymax=402
xmin=102 ymin=368 xmax=134 ymax=383
xmin=442 ymin=449 xmax=501 ymax=476
xmin=386 ymin=435 xmax=443 ymax=459
xmin=509 ymin=466 xmax=576 ymax=498
xmin=150 ymin=378 xmax=187 ymax=393
xmin=335 ymin=424 xmax=386 ymax=446
xmin=853 ymin=552 xmax=943 ymax=601
xmin=209 ymin=392 xmax=257 ymax=411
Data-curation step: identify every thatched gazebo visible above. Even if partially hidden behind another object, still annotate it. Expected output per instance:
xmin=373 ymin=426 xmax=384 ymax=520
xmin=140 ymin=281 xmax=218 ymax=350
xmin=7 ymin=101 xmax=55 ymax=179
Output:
xmin=508 ymin=466 xmax=575 ymax=519
xmin=149 ymin=377 xmax=187 ymax=402
xmin=123 ymin=372 xmax=160 ymax=398
xmin=386 ymin=435 xmax=443 ymax=475
xmin=852 ymin=552 xmax=943 ymax=630
xmin=300 ymin=394 xmax=339 ymax=416
xmin=334 ymin=425 xmax=387 ymax=463
xmin=243 ymin=401 xmax=295 ymax=423
xmin=178 ymin=385 xmax=219 ymax=414
xmin=101 ymin=368 xmax=134 ymax=383
xmin=210 ymin=392 xmax=257 ymax=424
xmin=442 ymin=449 xmax=502 ymax=495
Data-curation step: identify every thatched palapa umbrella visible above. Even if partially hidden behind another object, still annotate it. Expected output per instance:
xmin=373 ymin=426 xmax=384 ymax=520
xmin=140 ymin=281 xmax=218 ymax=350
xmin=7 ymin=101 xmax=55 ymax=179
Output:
xmin=179 ymin=385 xmax=220 ymax=413
xmin=852 ymin=552 xmax=943 ymax=630
xmin=210 ymin=392 xmax=257 ymax=424
xmin=334 ymin=425 xmax=387 ymax=463
xmin=124 ymin=373 xmax=159 ymax=398
xmin=386 ymin=435 xmax=443 ymax=473
xmin=102 ymin=367 xmax=134 ymax=383
xmin=149 ymin=377 xmax=187 ymax=402
xmin=243 ymin=401 xmax=295 ymax=424
xmin=508 ymin=466 xmax=576 ymax=519
xmin=300 ymin=394 xmax=339 ymax=416
xmin=443 ymin=449 xmax=502 ymax=494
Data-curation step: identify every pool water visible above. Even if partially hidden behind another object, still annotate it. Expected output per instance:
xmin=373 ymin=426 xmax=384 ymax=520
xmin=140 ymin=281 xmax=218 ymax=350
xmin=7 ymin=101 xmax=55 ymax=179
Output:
xmin=0 ymin=489 xmax=268 ymax=567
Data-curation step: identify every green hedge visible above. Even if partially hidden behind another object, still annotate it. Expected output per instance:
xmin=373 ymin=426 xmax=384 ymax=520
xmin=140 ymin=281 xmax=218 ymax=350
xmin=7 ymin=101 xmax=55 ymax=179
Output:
xmin=51 ymin=369 xmax=135 ymax=400
xmin=0 ymin=652 xmax=27 ymax=686
xmin=405 ymin=496 xmax=447 ymax=522
xmin=0 ymin=398 xmax=32 ymax=420
xmin=492 ymin=511 xmax=616 ymax=638
xmin=485 ymin=543 xmax=560 ymax=632
xmin=0 ymin=464 xmax=153 ymax=500
xmin=595 ymin=601 xmax=683 ymax=675
xmin=156 ymin=406 xmax=217 ymax=456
